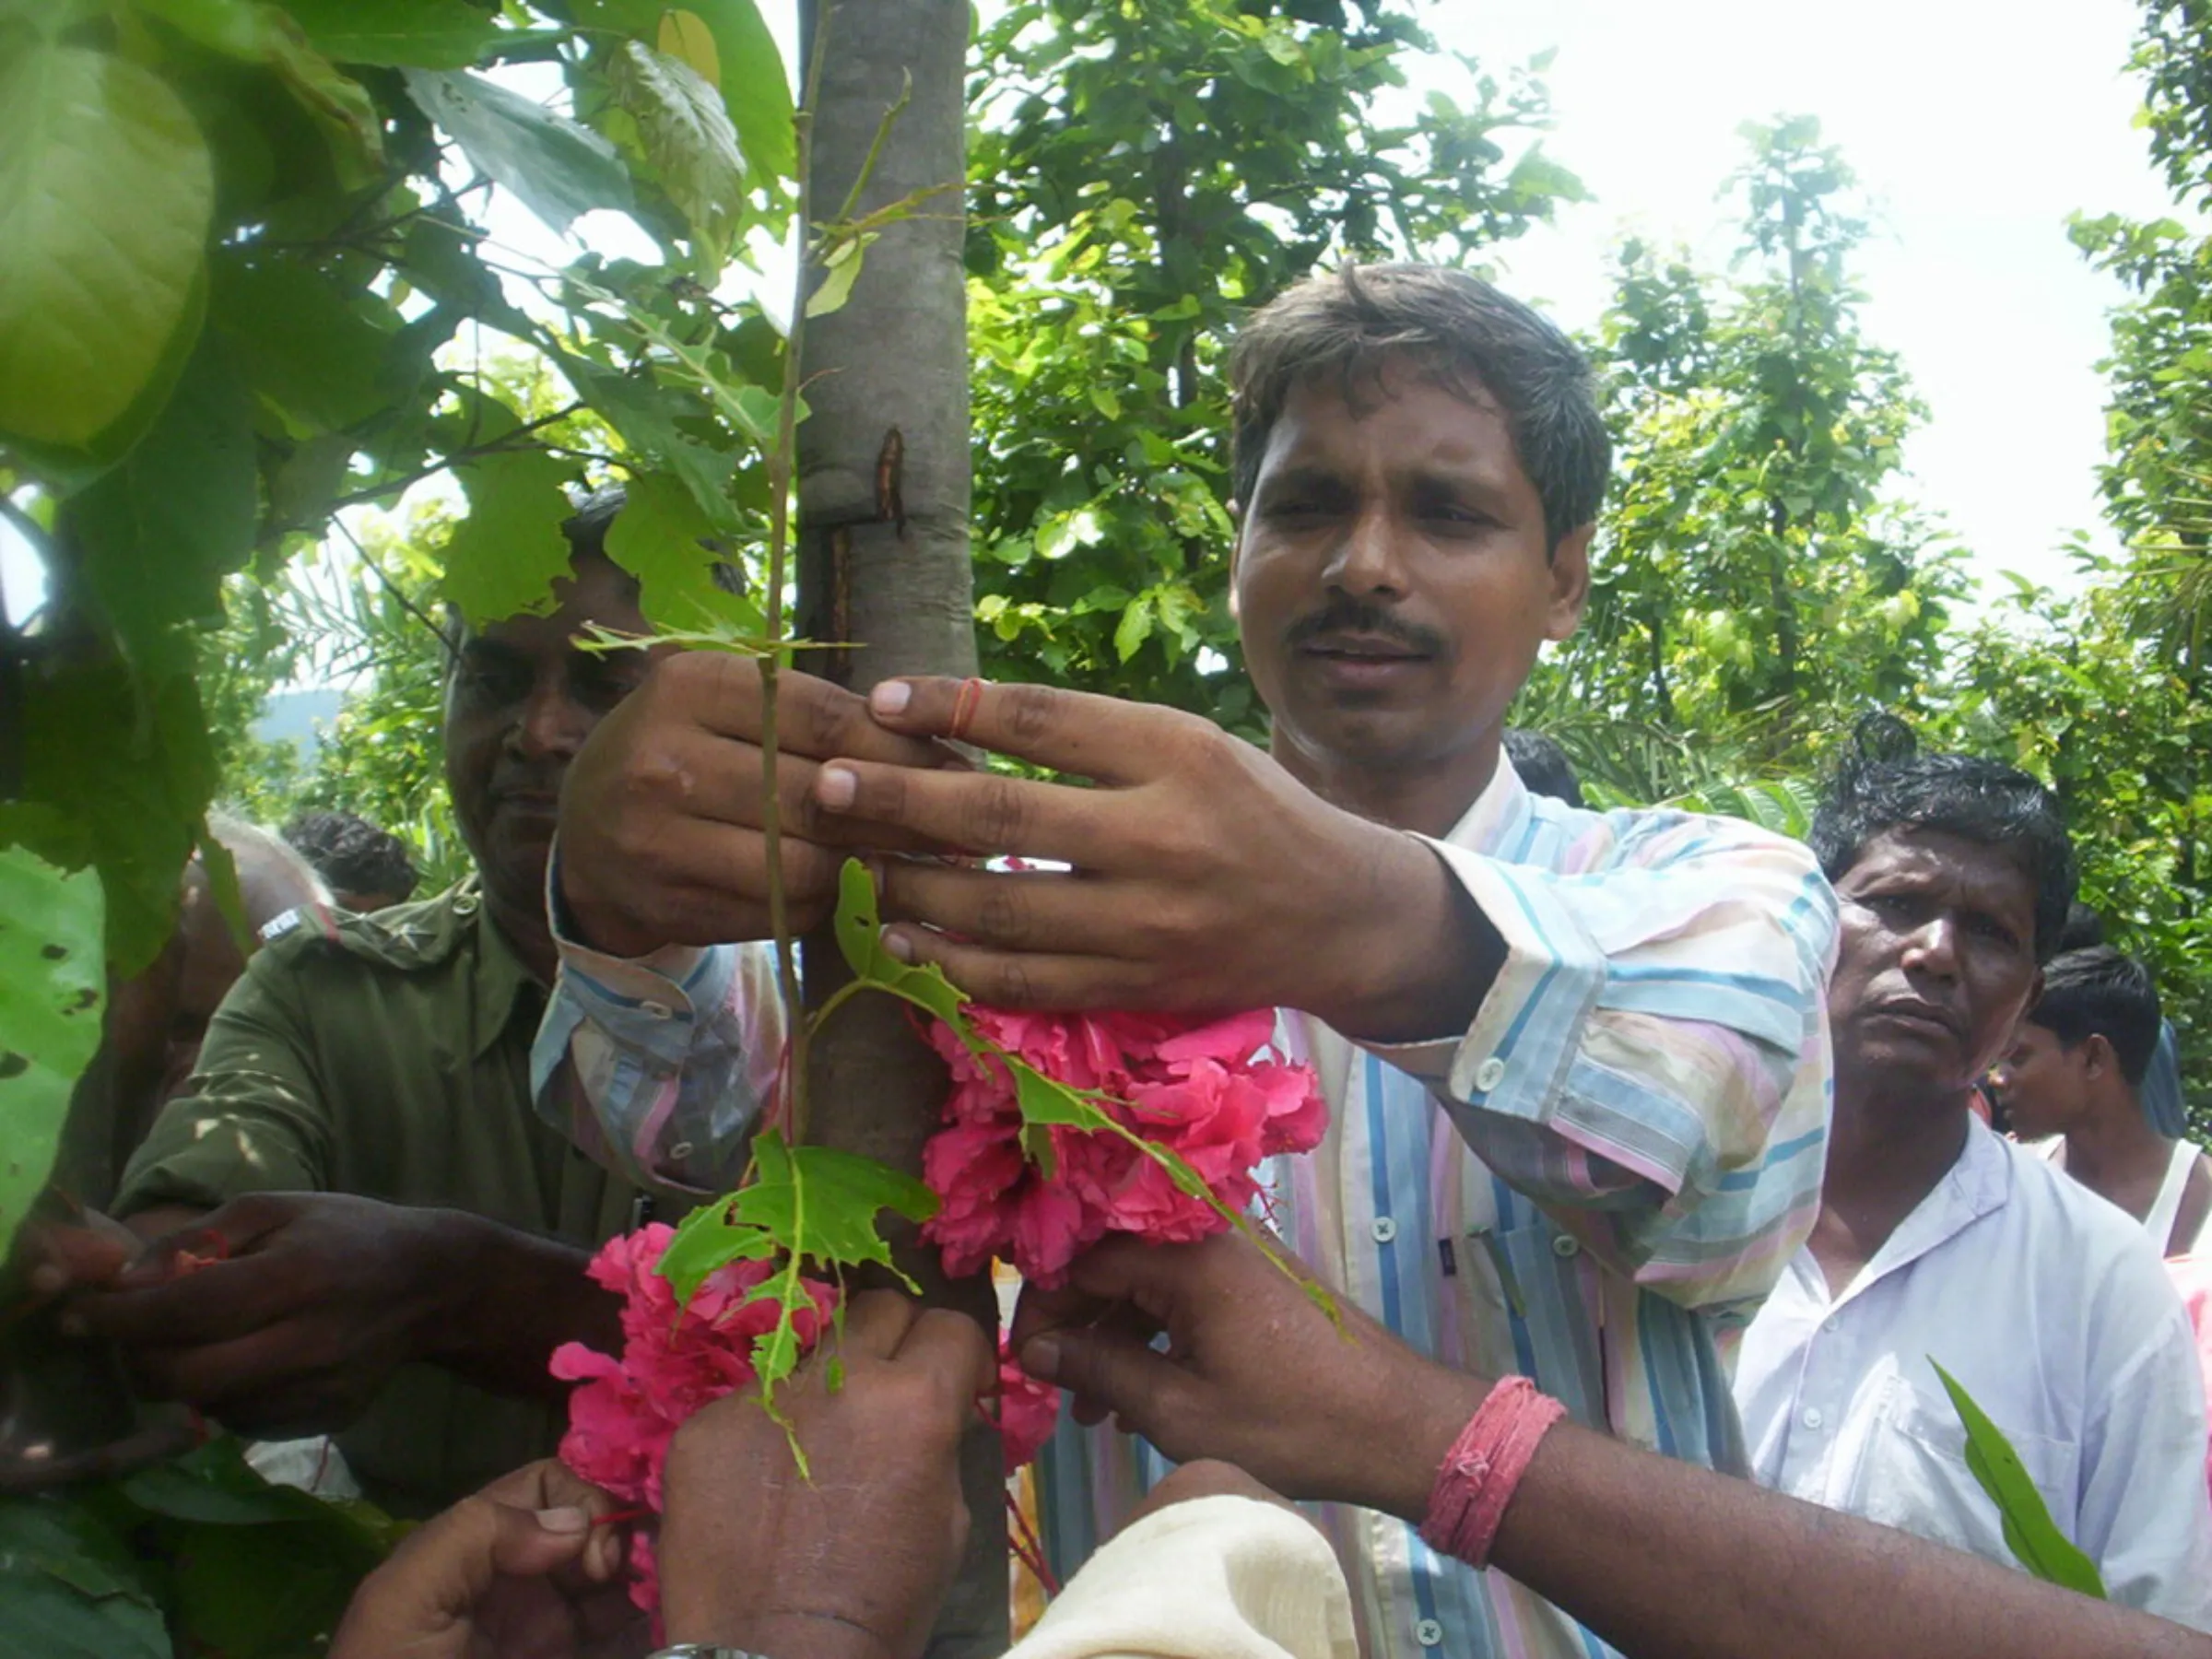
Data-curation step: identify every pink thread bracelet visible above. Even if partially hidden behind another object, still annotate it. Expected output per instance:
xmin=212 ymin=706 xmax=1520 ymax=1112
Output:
xmin=1418 ymin=1374 xmax=1568 ymax=1568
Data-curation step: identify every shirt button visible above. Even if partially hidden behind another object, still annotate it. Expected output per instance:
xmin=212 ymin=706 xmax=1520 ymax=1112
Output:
xmin=1474 ymin=1056 xmax=1507 ymax=1092
xmin=1801 ymin=1406 xmax=1825 ymax=1431
xmin=1371 ymin=1217 xmax=1399 ymax=1243
xmin=641 ymin=1000 xmax=673 ymax=1020
xmin=1822 ymin=1316 xmax=1840 ymax=1334
xmin=1414 ymin=1619 xmax=1444 ymax=1648
xmin=1550 ymin=1233 xmax=1581 ymax=1258
xmin=669 ymin=1140 xmax=695 ymax=1161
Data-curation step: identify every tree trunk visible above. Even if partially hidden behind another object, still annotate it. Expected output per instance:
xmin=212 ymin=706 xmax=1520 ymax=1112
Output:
xmin=792 ymin=8 xmax=1002 ymax=1658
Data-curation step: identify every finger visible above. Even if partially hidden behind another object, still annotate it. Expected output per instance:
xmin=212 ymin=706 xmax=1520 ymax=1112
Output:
xmin=815 ymin=759 xmax=1112 ymax=868
xmin=477 ymin=1459 xmax=626 ymax=1577
xmin=333 ymin=1495 xmax=593 ymax=1657
xmin=112 ymin=1194 xmax=292 ymax=1291
xmin=124 ymin=1327 xmax=350 ymax=1426
xmin=867 ymin=677 xmax=1196 ymax=784
xmin=898 ymin=1306 xmax=997 ymax=1410
xmin=841 ymin=1288 xmax=923 ymax=1362
xmin=1016 ymin=1320 xmax=1188 ymax=1439
xmin=871 ymin=928 xmax=1141 ymax=1013
xmin=22 ymin=1220 xmax=135 ymax=1299
xmin=78 ymin=1254 xmax=298 ymax=1350
xmin=628 ymin=725 xmax=952 ymax=853
xmin=878 ymin=860 xmax=1159 ymax=960
xmin=684 ymin=654 xmax=948 ymax=771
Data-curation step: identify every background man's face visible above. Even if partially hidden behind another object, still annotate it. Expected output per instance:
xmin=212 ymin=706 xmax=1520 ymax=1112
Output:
xmin=443 ymin=553 xmax=653 ymax=917
xmin=1230 ymin=361 xmax=1587 ymax=792
xmin=1989 ymin=1020 xmax=2088 ymax=1141
xmin=1828 ymin=827 xmax=2043 ymax=1099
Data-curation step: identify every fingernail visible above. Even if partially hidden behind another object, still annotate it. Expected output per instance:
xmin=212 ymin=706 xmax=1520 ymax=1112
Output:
xmin=870 ymin=680 xmax=912 ymax=716
xmin=818 ymin=765 xmax=856 ymax=810
xmin=880 ymin=927 xmax=914 ymax=964
xmin=1020 ymin=1334 xmax=1063 ymax=1382
xmin=535 ymin=1506 xmax=590 ymax=1534
xmin=29 ymin=1265 xmax=64 ymax=1297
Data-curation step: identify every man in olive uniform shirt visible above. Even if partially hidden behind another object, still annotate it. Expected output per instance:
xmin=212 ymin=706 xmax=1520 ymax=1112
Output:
xmin=60 ymin=507 xmax=671 ymax=1515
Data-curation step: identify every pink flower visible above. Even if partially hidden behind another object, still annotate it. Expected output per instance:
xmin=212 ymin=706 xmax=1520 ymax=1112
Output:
xmin=994 ymin=1338 xmax=1062 ymax=1475
xmin=918 ymin=1006 xmax=1326 ymax=1286
xmin=553 ymin=1224 xmax=839 ymax=1614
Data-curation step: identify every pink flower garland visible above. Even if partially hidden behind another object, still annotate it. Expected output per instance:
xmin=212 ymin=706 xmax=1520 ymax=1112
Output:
xmin=920 ymin=1006 xmax=1328 ymax=1288
xmin=550 ymin=1223 xmax=837 ymax=1614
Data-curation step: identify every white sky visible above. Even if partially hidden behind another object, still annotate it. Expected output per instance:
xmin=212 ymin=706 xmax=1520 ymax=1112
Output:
xmin=0 ymin=0 xmax=2180 ymax=625
xmin=1446 ymin=0 xmax=2182 ymax=598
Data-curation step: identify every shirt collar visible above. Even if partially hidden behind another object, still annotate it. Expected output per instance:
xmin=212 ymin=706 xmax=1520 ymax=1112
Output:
xmin=1839 ymin=1114 xmax=2015 ymax=1303
xmin=1436 ymin=752 xmax=1534 ymax=856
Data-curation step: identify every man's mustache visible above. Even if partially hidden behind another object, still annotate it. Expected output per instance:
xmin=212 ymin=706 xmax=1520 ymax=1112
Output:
xmin=1285 ymin=600 xmax=1448 ymax=657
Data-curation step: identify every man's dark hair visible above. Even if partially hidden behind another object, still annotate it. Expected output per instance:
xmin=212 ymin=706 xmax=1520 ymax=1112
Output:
xmin=1808 ymin=727 xmax=2077 ymax=962
xmin=2027 ymin=947 xmax=2163 ymax=1087
xmin=2055 ymin=901 xmax=2107 ymax=954
xmin=283 ymin=811 xmax=419 ymax=906
xmin=1229 ymin=263 xmax=1611 ymax=551
xmin=1503 ymin=728 xmax=1586 ymax=807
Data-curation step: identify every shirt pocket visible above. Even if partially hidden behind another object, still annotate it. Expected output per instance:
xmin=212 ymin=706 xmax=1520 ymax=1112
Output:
xmin=1847 ymin=1380 xmax=2080 ymax=1566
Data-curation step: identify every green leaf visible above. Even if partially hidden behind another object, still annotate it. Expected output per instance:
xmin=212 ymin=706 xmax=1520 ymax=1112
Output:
xmin=665 ymin=0 xmax=792 ymax=189
xmin=135 ymin=0 xmax=272 ymax=58
xmin=0 ymin=42 xmax=213 ymax=447
xmin=605 ymin=470 xmax=759 ymax=631
xmin=1113 ymin=593 xmax=1155 ymax=663
xmin=71 ymin=331 xmax=258 ymax=665
xmin=402 ymin=68 xmax=634 ymax=235
xmin=805 ymin=232 xmax=875 ymax=320
xmin=0 ymin=1497 xmax=166 ymax=1659
xmin=263 ymin=14 xmax=388 ymax=189
xmin=212 ymin=254 xmax=397 ymax=436
xmin=1931 ymin=1359 xmax=2107 ymax=1598
xmin=0 ymin=849 xmax=105 ymax=1253
xmin=607 ymin=39 xmax=747 ymax=265
xmin=277 ymin=0 xmax=502 ymax=68
xmin=438 ymin=448 xmax=580 ymax=624
xmin=833 ymin=856 xmax=880 ymax=980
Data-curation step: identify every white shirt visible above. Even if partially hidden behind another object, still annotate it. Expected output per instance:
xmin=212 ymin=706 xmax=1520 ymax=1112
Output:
xmin=1735 ymin=1115 xmax=2212 ymax=1627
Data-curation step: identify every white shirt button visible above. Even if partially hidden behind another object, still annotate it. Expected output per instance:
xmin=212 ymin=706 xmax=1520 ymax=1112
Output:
xmin=1473 ymin=1056 xmax=1507 ymax=1092
xmin=669 ymin=1140 xmax=695 ymax=1161
xmin=641 ymin=1000 xmax=674 ymax=1020
xmin=1371 ymin=1217 xmax=1399 ymax=1243
xmin=1822 ymin=1315 xmax=1840 ymax=1334
xmin=1414 ymin=1619 xmax=1444 ymax=1648
xmin=1551 ymin=1233 xmax=1581 ymax=1258
xmin=1801 ymin=1406 xmax=1825 ymax=1430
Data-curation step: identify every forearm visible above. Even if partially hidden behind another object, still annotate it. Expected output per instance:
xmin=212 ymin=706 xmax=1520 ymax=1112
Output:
xmin=1321 ymin=832 xmax=1506 ymax=1043
xmin=1488 ymin=1422 xmax=2205 ymax=1659
xmin=415 ymin=1209 xmax=622 ymax=1400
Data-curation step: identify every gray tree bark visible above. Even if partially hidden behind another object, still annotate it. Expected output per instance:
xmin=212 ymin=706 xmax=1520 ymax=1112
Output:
xmin=792 ymin=8 xmax=1002 ymax=1659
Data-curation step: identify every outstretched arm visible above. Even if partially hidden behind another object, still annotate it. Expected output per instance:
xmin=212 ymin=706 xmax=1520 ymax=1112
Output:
xmin=1013 ymin=1232 xmax=2210 ymax=1659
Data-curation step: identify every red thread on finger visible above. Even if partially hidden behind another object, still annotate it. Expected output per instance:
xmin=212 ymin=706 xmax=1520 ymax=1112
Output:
xmin=947 ymin=677 xmax=987 ymax=745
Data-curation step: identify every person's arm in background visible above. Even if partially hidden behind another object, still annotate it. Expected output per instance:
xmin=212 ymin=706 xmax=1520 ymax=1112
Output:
xmin=1012 ymin=1231 xmax=2212 ymax=1659
xmin=35 ymin=947 xmax=621 ymax=1433
xmin=534 ymin=653 xmax=956 ymax=1194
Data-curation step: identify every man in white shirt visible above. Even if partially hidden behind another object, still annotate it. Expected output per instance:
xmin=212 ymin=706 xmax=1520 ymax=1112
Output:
xmin=1733 ymin=741 xmax=2212 ymax=1626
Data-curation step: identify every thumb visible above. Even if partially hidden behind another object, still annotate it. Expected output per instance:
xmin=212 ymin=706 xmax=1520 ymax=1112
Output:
xmin=1018 ymin=1322 xmax=1185 ymax=1441
xmin=331 ymin=1498 xmax=593 ymax=1658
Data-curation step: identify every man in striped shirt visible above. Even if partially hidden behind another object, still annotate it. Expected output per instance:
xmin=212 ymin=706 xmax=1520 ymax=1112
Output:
xmin=536 ymin=264 xmax=1838 ymax=1658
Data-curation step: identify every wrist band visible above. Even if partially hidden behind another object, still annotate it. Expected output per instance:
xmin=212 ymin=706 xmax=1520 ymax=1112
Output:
xmin=1418 ymin=1374 xmax=1567 ymax=1568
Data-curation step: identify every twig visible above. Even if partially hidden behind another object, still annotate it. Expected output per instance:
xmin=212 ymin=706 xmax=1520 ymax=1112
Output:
xmin=321 ymin=404 xmax=590 ymax=514
xmin=330 ymin=516 xmax=453 ymax=656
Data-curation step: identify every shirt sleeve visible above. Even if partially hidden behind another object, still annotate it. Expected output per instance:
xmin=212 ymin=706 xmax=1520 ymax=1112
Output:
xmin=2076 ymin=1251 xmax=2212 ymax=1629
xmin=113 ymin=946 xmax=333 ymax=1216
xmin=1006 ymin=1494 xmax=1357 ymax=1659
xmin=1375 ymin=811 xmax=1838 ymax=1312
xmin=531 ymin=924 xmax=788 ymax=1200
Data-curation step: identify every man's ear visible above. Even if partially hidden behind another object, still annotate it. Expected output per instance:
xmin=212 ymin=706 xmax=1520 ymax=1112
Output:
xmin=2083 ymin=1031 xmax=2114 ymax=1081
xmin=1227 ymin=500 xmax=1245 ymax=621
xmin=1546 ymin=524 xmax=1594 ymax=643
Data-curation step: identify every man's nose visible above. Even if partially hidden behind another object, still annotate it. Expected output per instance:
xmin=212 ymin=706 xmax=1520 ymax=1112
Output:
xmin=1900 ymin=914 xmax=1962 ymax=977
xmin=1322 ymin=505 xmax=1406 ymax=596
xmin=508 ymin=677 xmax=592 ymax=760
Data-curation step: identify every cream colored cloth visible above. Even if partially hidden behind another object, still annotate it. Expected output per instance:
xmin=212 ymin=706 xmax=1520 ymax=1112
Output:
xmin=1006 ymin=1495 xmax=1357 ymax=1659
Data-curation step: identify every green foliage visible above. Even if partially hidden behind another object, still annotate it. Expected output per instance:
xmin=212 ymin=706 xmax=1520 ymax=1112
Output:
xmin=0 ymin=849 xmax=104 ymax=1254
xmin=1931 ymin=1360 xmax=2107 ymax=1599
xmin=0 ymin=1437 xmax=405 ymax=1659
xmin=965 ymin=0 xmax=1580 ymax=726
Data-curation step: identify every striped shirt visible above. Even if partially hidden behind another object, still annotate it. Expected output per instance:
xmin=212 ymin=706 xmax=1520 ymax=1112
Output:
xmin=533 ymin=758 xmax=1838 ymax=1658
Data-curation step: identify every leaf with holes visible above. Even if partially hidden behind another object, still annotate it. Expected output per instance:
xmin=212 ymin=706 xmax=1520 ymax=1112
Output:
xmin=604 ymin=471 xmax=761 ymax=632
xmin=0 ymin=849 xmax=106 ymax=1253
xmin=607 ymin=39 xmax=747 ymax=266
xmin=0 ymin=42 xmax=213 ymax=447
xmin=438 ymin=449 xmax=581 ymax=625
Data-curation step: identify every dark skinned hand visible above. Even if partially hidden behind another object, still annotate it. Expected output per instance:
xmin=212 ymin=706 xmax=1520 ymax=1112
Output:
xmin=555 ymin=653 xmax=960 ymax=958
xmin=811 ymin=677 xmax=1504 ymax=1043
xmin=656 ymin=1289 xmax=993 ymax=1659
xmin=329 ymin=1459 xmax=641 ymax=1659
xmin=61 ymin=1192 xmax=477 ymax=1436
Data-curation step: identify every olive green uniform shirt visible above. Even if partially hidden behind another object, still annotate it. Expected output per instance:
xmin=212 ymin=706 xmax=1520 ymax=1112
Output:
xmin=115 ymin=881 xmax=663 ymax=1517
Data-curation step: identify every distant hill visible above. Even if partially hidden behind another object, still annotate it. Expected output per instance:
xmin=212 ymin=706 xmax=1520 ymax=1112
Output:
xmin=253 ymin=688 xmax=346 ymax=754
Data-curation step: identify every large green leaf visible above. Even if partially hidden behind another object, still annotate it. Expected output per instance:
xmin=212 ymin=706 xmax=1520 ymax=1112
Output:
xmin=0 ymin=849 xmax=105 ymax=1253
xmin=603 ymin=469 xmax=759 ymax=631
xmin=402 ymin=67 xmax=634 ymax=235
xmin=212 ymin=254 xmax=398 ymax=437
xmin=72 ymin=332 xmax=258 ymax=665
xmin=0 ymin=1498 xmax=166 ymax=1659
xmin=277 ymin=0 xmax=502 ymax=68
xmin=1931 ymin=1359 xmax=2107 ymax=1599
xmin=0 ymin=42 xmax=213 ymax=447
xmin=576 ymin=0 xmax=792 ymax=189
xmin=439 ymin=449 xmax=582 ymax=625
xmin=606 ymin=38 xmax=747 ymax=264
